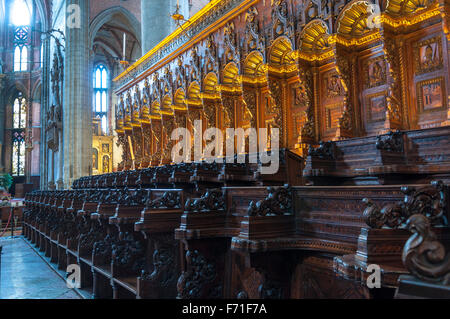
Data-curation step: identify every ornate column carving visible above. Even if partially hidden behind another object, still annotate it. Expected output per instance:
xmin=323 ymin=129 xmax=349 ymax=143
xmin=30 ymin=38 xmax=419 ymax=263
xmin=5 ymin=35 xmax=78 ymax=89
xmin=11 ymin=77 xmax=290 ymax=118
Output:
xmin=161 ymin=114 xmax=176 ymax=165
xmin=220 ymin=94 xmax=235 ymax=129
xmin=334 ymin=47 xmax=355 ymax=140
xmin=150 ymin=120 xmax=162 ymax=166
xmin=242 ymin=91 xmax=257 ymax=128
xmin=202 ymin=99 xmax=217 ymax=129
xmin=267 ymin=78 xmax=285 ymax=147
xmin=295 ymin=64 xmax=315 ymax=153
xmin=383 ymin=36 xmax=404 ymax=131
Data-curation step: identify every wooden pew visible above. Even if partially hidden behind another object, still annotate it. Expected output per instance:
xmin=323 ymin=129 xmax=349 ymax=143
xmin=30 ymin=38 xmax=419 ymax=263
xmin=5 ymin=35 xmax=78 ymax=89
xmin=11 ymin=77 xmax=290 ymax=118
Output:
xmin=134 ymin=189 xmax=185 ymax=299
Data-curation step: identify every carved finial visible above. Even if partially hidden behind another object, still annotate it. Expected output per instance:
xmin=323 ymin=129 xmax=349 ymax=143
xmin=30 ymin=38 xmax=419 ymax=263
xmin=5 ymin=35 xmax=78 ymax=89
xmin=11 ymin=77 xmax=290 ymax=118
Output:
xmin=402 ymin=214 xmax=450 ymax=285
xmin=362 ymin=198 xmax=385 ymax=229
xmin=247 ymin=185 xmax=292 ymax=217
xmin=307 ymin=141 xmax=336 ymax=160
xmin=362 ymin=181 xmax=448 ymax=229
xmin=376 ymin=130 xmax=404 ymax=152
xmin=146 ymin=191 xmax=181 ymax=209
xmin=185 ymin=189 xmax=225 ymax=213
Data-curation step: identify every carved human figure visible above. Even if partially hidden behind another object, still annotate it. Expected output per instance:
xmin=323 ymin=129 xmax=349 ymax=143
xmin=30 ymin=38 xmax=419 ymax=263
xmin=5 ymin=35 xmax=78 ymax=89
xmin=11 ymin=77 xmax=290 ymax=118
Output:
xmin=370 ymin=61 xmax=383 ymax=86
xmin=422 ymin=44 xmax=437 ymax=69
xmin=327 ymin=74 xmax=343 ymax=98
xmin=103 ymin=155 xmax=109 ymax=173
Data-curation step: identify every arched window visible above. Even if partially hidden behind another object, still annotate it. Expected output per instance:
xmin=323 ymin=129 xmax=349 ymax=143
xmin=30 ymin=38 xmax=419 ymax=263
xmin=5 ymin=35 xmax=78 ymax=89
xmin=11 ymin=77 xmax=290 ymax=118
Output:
xmin=14 ymin=45 xmax=28 ymax=72
xmin=93 ymin=64 xmax=108 ymax=134
xmin=40 ymin=43 xmax=43 ymax=68
xmin=11 ymin=0 xmax=32 ymax=72
xmin=12 ymin=93 xmax=27 ymax=176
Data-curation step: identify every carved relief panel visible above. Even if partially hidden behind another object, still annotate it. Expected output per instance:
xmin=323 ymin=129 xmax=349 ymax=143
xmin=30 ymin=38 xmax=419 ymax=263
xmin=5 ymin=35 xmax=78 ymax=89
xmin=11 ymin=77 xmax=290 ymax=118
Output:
xmin=413 ymin=36 xmax=444 ymax=75
xmin=150 ymin=120 xmax=162 ymax=165
xmin=319 ymin=67 xmax=345 ymax=140
xmin=359 ymin=51 xmax=390 ymax=135
xmin=241 ymin=90 xmax=257 ymax=129
xmin=409 ymin=33 xmax=449 ymax=129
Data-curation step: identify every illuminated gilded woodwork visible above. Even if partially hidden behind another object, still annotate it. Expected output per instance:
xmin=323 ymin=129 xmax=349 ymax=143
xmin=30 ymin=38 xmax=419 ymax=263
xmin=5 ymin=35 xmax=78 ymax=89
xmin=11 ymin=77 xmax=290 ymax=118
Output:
xmin=386 ymin=0 xmax=435 ymax=16
xmin=187 ymin=81 xmax=202 ymax=106
xmin=269 ymin=37 xmax=295 ymax=67
xmin=242 ymin=51 xmax=266 ymax=84
xmin=161 ymin=95 xmax=174 ymax=115
xmin=222 ymin=62 xmax=240 ymax=87
xmin=92 ymin=135 xmax=114 ymax=175
xmin=151 ymin=101 xmax=161 ymax=116
xmin=337 ymin=1 xmax=373 ymax=37
xmin=174 ymin=88 xmax=188 ymax=110
xmin=298 ymin=20 xmax=331 ymax=55
xmin=113 ymin=0 xmax=449 ymax=171
xmin=203 ymin=72 xmax=220 ymax=97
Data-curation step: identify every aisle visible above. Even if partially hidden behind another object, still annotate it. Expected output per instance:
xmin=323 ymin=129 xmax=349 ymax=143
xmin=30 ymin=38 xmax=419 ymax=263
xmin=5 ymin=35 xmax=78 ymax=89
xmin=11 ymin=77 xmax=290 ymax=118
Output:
xmin=0 ymin=237 xmax=81 ymax=299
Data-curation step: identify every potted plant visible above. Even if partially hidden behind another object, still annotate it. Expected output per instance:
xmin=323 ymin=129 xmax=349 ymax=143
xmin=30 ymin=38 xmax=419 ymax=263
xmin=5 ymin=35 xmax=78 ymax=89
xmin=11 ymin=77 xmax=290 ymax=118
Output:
xmin=0 ymin=173 xmax=12 ymax=207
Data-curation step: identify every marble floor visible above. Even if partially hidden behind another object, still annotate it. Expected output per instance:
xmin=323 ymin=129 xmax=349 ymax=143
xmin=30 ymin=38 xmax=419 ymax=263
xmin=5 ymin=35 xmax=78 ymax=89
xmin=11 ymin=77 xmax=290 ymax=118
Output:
xmin=0 ymin=237 xmax=81 ymax=299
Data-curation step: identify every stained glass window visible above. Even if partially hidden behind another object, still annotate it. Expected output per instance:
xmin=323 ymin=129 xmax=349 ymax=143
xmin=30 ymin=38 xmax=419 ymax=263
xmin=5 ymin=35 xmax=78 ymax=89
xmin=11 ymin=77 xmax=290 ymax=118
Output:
xmin=12 ymin=93 xmax=27 ymax=176
xmin=93 ymin=64 xmax=108 ymax=134
xmin=14 ymin=45 xmax=28 ymax=71
xmin=12 ymin=132 xmax=26 ymax=176
xmin=12 ymin=0 xmax=32 ymax=72
xmin=13 ymin=95 xmax=27 ymax=129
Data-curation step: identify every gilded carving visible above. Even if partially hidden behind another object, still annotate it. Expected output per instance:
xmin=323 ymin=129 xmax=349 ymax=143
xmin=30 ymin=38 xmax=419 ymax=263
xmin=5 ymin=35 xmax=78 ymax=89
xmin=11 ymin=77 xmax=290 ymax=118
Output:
xmin=151 ymin=122 xmax=162 ymax=163
xmin=325 ymin=72 xmax=344 ymax=98
xmin=162 ymin=116 xmax=176 ymax=163
xmin=297 ymin=67 xmax=315 ymax=140
xmin=271 ymin=0 xmax=294 ymax=41
xmin=242 ymin=91 xmax=257 ymax=127
xmin=413 ymin=36 xmax=443 ymax=75
xmin=244 ymin=7 xmax=264 ymax=54
xmin=221 ymin=95 xmax=235 ymax=128
xmin=203 ymin=99 xmax=217 ymax=128
xmin=268 ymin=80 xmax=283 ymax=137
xmin=383 ymin=37 xmax=404 ymax=125
xmin=364 ymin=56 xmax=387 ymax=89
xmin=204 ymin=35 xmax=219 ymax=75
xmin=190 ymin=46 xmax=201 ymax=82
xmin=223 ymin=22 xmax=239 ymax=64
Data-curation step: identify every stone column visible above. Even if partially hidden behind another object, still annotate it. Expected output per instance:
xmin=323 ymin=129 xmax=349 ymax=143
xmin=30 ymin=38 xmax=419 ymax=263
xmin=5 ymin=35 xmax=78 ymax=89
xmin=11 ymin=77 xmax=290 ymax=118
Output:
xmin=62 ymin=0 xmax=91 ymax=188
xmin=141 ymin=0 xmax=189 ymax=54
xmin=40 ymin=35 xmax=49 ymax=189
xmin=0 ymin=75 xmax=5 ymax=172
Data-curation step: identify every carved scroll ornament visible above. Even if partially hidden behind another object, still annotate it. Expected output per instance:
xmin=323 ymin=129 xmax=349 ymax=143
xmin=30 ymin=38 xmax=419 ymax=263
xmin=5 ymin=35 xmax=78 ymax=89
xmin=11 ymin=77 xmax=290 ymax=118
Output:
xmin=247 ymin=185 xmax=293 ymax=216
xmin=363 ymin=181 xmax=448 ymax=229
xmin=402 ymin=214 xmax=450 ymax=285
xmin=185 ymin=189 xmax=226 ymax=212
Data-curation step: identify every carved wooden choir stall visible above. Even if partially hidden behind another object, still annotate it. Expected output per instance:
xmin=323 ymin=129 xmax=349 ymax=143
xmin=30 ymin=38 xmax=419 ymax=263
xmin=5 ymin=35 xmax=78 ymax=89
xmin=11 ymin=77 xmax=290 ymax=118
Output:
xmin=23 ymin=0 xmax=450 ymax=298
